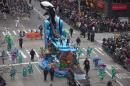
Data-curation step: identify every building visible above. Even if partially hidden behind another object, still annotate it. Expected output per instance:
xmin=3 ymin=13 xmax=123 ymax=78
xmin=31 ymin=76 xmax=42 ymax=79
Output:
xmin=96 ymin=0 xmax=130 ymax=18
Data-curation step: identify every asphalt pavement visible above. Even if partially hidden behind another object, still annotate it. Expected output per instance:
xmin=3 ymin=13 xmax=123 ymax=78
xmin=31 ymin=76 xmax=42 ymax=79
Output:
xmin=0 ymin=0 xmax=130 ymax=86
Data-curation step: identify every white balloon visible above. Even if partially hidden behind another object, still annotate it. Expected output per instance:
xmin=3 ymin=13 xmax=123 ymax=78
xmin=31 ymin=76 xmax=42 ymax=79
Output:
xmin=41 ymin=1 xmax=54 ymax=7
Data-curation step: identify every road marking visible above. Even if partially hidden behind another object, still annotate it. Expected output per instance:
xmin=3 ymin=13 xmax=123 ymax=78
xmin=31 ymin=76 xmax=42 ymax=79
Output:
xmin=8 ymin=31 xmax=11 ymax=35
xmin=17 ymin=30 xmax=20 ymax=33
xmin=82 ymin=48 xmax=86 ymax=51
xmin=34 ymin=49 xmax=40 ymax=60
xmin=21 ymin=23 xmax=25 ymax=29
xmin=93 ymin=51 xmax=97 ymax=55
xmin=33 ymin=8 xmax=44 ymax=19
xmin=116 ymin=73 xmax=130 ymax=79
xmin=106 ymin=64 xmax=121 ymax=70
xmin=23 ymin=29 xmax=27 ymax=33
xmin=28 ymin=29 xmax=31 ymax=32
xmin=98 ymin=47 xmax=103 ymax=52
xmin=13 ymin=30 xmax=17 ymax=35
xmin=95 ymin=48 xmax=104 ymax=55
xmin=0 ymin=61 xmax=39 ymax=67
xmin=2 ymin=32 xmax=6 ymax=36
xmin=34 ymin=64 xmax=42 ymax=74
xmin=20 ymin=50 xmax=27 ymax=58
xmin=33 ymin=29 xmax=36 ymax=32
xmin=106 ymin=70 xmax=124 ymax=86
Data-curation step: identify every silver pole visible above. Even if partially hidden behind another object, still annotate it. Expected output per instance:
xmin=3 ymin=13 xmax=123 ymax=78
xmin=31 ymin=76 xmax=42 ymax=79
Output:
xmin=78 ymin=0 xmax=81 ymax=14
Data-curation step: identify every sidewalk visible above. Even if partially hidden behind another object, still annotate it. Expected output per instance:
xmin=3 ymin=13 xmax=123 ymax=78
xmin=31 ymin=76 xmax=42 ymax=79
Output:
xmin=95 ymin=33 xmax=114 ymax=44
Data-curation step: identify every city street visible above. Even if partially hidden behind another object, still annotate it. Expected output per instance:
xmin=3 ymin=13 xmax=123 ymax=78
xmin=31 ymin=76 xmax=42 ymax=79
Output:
xmin=0 ymin=0 xmax=130 ymax=86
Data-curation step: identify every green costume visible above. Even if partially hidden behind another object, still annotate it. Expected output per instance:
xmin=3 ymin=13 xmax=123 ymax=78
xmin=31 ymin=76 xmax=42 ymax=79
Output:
xmin=27 ymin=63 xmax=33 ymax=74
xmin=22 ymin=67 xmax=28 ymax=77
xmin=111 ymin=66 xmax=116 ymax=79
xmin=10 ymin=67 xmax=16 ymax=80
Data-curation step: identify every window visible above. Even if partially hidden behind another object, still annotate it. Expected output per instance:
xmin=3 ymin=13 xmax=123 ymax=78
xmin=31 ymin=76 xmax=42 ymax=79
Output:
xmin=128 ymin=0 xmax=130 ymax=2
xmin=113 ymin=0 xmax=117 ymax=3
xmin=113 ymin=0 xmax=129 ymax=3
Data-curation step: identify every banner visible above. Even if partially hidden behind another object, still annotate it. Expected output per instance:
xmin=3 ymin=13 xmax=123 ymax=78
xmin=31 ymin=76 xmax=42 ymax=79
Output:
xmin=97 ymin=0 xmax=105 ymax=9
xmin=112 ymin=4 xmax=128 ymax=11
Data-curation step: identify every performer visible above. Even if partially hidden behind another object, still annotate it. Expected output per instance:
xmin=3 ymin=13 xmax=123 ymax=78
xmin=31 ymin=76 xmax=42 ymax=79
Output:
xmin=10 ymin=66 xmax=16 ymax=80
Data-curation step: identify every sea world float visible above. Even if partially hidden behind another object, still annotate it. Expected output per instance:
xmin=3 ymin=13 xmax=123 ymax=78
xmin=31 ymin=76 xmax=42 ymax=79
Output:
xmin=39 ymin=1 xmax=79 ymax=77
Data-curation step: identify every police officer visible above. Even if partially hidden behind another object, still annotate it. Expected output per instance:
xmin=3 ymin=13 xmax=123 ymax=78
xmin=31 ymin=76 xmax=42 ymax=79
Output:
xmin=43 ymin=67 xmax=48 ymax=81
xmin=30 ymin=49 xmax=36 ymax=61
xmin=50 ymin=67 xmax=55 ymax=81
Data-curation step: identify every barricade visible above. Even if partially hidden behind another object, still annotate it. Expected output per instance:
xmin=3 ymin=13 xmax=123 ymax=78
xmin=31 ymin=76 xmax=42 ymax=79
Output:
xmin=26 ymin=32 xmax=41 ymax=39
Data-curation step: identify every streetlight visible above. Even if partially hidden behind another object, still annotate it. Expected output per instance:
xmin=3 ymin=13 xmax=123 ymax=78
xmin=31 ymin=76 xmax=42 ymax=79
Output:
xmin=78 ymin=0 xmax=81 ymax=14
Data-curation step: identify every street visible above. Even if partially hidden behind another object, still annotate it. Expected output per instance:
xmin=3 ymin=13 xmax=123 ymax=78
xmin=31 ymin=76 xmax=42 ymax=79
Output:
xmin=0 ymin=0 xmax=130 ymax=86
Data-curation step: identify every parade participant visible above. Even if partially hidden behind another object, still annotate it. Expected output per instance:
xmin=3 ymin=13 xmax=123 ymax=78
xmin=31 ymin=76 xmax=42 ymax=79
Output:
xmin=18 ymin=52 xmax=23 ymax=63
xmin=43 ymin=67 xmax=48 ymax=81
xmin=5 ymin=36 xmax=12 ymax=50
xmin=98 ymin=64 xmax=106 ymax=80
xmin=30 ymin=49 xmax=36 ymax=61
xmin=22 ymin=66 xmax=28 ymax=77
xmin=76 ymin=37 xmax=81 ymax=46
xmin=1 ymin=50 xmax=6 ymax=64
xmin=111 ymin=66 xmax=116 ymax=81
xmin=87 ymin=47 xmax=93 ymax=58
xmin=69 ymin=27 xmax=73 ymax=37
xmin=49 ymin=67 xmax=55 ymax=81
xmin=66 ymin=37 xmax=70 ymax=46
xmin=10 ymin=66 xmax=16 ymax=80
xmin=83 ymin=58 xmax=90 ymax=77
xmin=60 ymin=38 xmax=63 ymax=46
xmin=19 ymin=37 xmax=23 ymax=49
xmin=27 ymin=62 xmax=33 ymax=74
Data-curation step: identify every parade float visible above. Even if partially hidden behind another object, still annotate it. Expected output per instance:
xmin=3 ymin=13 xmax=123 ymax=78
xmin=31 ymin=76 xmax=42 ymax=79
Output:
xmin=38 ymin=1 xmax=79 ymax=77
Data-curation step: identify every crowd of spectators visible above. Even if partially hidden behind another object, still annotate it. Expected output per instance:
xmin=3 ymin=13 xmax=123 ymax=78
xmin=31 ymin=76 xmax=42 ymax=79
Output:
xmin=102 ymin=33 xmax=130 ymax=71
xmin=50 ymin=0 xmax=130 ymax=33
xmin=0 ymin=0 xmax=32 ymax=17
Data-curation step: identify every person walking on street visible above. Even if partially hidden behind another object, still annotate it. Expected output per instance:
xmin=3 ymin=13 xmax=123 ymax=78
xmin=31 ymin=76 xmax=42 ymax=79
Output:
xmin=19 ymin=37 xmax=23 ymax=48
xmin=30 ymin=49 xmax=36 ymax=61
xmin=49 ymin=67 xmax=55 ymax=81
xmin=76 ymin=37 xmax=81 ymax=46
xmin=83 ymin=58 xmax=90 ymax=77
xmin=69 ymin=27 xmax=73 ymax=37
xmin=43 ymin=67 xmax=48 ymax=81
